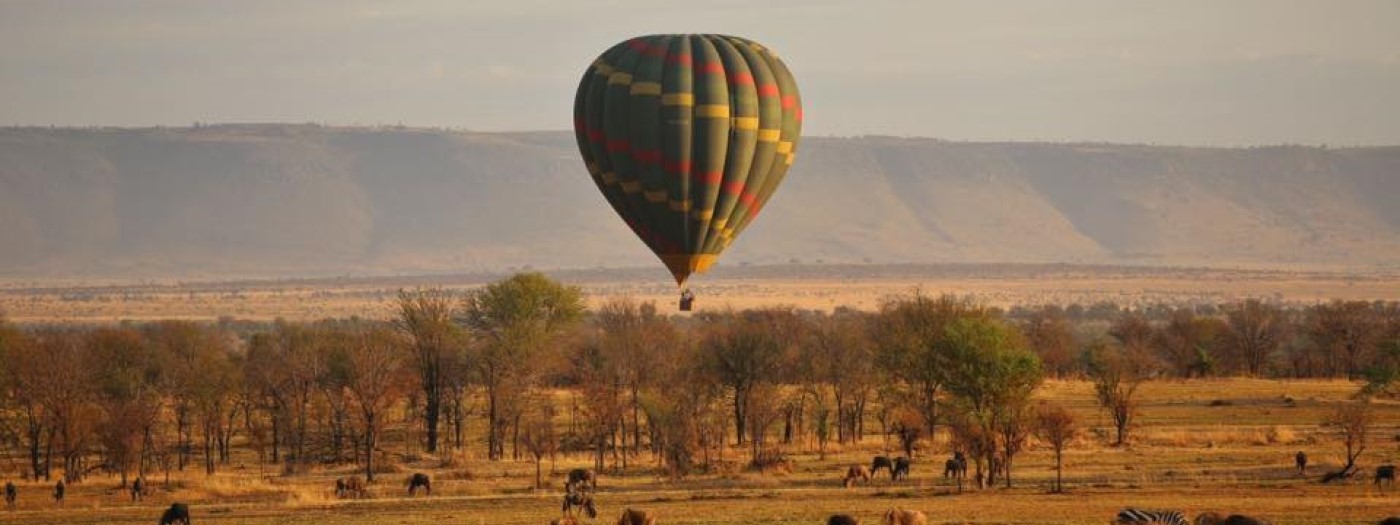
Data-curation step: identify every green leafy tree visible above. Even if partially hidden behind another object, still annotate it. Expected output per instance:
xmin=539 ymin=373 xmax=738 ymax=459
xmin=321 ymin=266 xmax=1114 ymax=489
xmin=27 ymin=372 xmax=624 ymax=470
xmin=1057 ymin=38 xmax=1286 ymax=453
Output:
xmin=940 ymin=317 xmax=1043 ymax=488
xmin=462 ymin=272 xmax=584 ymax=460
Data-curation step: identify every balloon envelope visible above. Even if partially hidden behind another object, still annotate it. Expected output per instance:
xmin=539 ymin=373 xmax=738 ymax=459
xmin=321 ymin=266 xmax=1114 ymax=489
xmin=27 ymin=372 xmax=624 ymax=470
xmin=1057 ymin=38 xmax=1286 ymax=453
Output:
xmin=573 ymin=34 xmax=802 ymax=285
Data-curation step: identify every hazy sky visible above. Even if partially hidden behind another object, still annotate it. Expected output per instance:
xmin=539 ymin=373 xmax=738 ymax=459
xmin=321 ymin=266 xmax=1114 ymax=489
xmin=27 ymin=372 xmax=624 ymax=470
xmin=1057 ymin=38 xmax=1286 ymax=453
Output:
xmin=3 ymin=0 xmax=1398 ymax=145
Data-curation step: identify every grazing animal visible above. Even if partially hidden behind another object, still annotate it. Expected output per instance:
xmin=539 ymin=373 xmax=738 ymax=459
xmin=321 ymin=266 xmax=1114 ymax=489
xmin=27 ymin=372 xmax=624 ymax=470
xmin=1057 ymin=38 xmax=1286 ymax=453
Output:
xmin=881 ymin=507 xmax=927 ymax=525
xmin=1115 ymin=508 xmax=1189 ymax=525
xmin=53 ymin=479 xmax=64 ymax=505
xmin=3 ymin=482 xmax=14 ymax=510
xmin=1377 ymin=518 xmax=1400 ymax=525
xmin=407 ymin=473 xmax=431 ymax=496
xmin=567 ymin=468 xmax=598 ymax=492
xmin=1294 ymin=451 xmax=1307 ymax=474
xmin=1194 ymin=513 xmax=1273 ymax=525
xmin=159 ymin=503 xmax=191 ymax=525
xmin=842 ymin=465 xmax=872 ymax=488
xmin=132 ymin=476 xmax=144 ymax=502
xmin=1375 ymin=465 xmax=1396 ymax=488
xmin=335 ymin=476 xmax=367 ymax=499
xmin=562 ymin=488 xmax=598 ymax=519
xmin=943 ymin=452 xmax=967 ymax=479
xmin=828 ymin=515 xmax=860 ymax=525
xmin=617 ymin=508 xmax=657 ymax=525
xmin=871 ymin=456 xmax=894 ymax=477
xmin=551 ymin=517 xmax=581 ymax=525
xmin=893 ymin=457 xmax=912 ymax=481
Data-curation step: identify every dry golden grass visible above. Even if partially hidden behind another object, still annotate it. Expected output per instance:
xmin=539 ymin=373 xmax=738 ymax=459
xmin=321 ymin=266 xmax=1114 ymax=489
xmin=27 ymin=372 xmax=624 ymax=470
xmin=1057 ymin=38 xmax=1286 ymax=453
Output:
xmin=0 ymin=379 xmax=1395 ymax=525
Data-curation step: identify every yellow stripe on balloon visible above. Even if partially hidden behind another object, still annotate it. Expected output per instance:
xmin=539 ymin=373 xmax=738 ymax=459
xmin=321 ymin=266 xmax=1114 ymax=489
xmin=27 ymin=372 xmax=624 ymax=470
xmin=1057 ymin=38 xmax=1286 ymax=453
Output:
xmin=776 ymin=141 xmax=794 ymax=154
xmin=732 ymin=117 xmax=759 ymax=130
xmin=662 ymin=93 xmax=695 ymax=106
xmin=630 ymin=82 xmax=662 ymax=96
xmin=669 ymin=200 xmax=692 ymax=212
xmin=608 ymin=72 xmax=633 ymax=86
xmin=695 ymin=105 xmax=730 ymax=118
xmin=757 ymin=129 xmax=781 ymax=142
xmin=644 ymin=190 xmax=667 ymax=203
xmin=621 ymin=181 xmax=642 ymax=193
xmin=601 ymin=171 xmax=619 ymax=184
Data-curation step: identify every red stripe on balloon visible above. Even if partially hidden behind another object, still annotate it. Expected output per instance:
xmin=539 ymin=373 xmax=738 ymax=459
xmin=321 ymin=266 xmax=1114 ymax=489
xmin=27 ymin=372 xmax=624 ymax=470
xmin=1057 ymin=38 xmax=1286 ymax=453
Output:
xmin=756 ymin=84 xmax=779 ymax=97
xmin=695 ymin=62 xmax=724 ymax=75
xmin=666 ymin=53 xmax=693 ymax=66
xmin=632 ymin=149 xmax=662 ymax=165
xmin=627 ymin=39 xmax=648 ymax=52
xmin=607 ymin=139 xmax=630 ymax=153
xmin=586 ymin=128 xmax=604 ymax=142
xmin=781 ymin=95 xmax=797 ymax=109
xmin=729 ymin=72 xmax=755 ymax=86
xmin=693 ymin=171 xmax=723 ymax=185
xmin=722 ymin=180 xmax=745 ymax=195
xmin=739 ymin=191 xmax=758 ymax=208
xmin=663 ymin=158 xmax=692 ymax=174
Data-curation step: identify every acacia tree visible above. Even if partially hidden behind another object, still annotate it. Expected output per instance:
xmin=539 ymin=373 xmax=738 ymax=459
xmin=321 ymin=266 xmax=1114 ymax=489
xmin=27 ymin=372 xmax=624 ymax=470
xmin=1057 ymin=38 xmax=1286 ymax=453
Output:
xmin=1155 ymin=309 xmax=1225 ymax=378
xmin=1224 ymin=299 xmax=1288 ymax=376
xmin=940 ymin=317 xmax=1043 ymax=488
xmin=89 ymin=328 xmax=163 ymax=485
xmin=594 ymin=299 xmax=673 ymax=466
xmin=873 ymin=294 xmax=988 ymax=440
xmin=3 ymin=328 xmax=52 ymax=480
xmin=333 ymin=323 xmax=406 ymax=482
xmin=396 ymin=288 xmax=461 ymax=454
xmin=700 ymin=310 xmax=786 ymax=446
xmin=1022 ymin=306 xmax=1078 ymax=378
xmin=1085 ymin=341 xmax=1155 ymax=446
xmin=1035 ymin=403 xmax=1077 ymax=493
xmin=462 ymin=272 xmax=584 ymax=461
xmin=1323 ymin=398 xmax=1372 ymax=482
xmin=244 ymin=323 xmax=324 ymax=473
xmin=809 ymin=312 xmax=874 ymax=444
xmin=1308 ymin=301 xmax=1382 ymax=379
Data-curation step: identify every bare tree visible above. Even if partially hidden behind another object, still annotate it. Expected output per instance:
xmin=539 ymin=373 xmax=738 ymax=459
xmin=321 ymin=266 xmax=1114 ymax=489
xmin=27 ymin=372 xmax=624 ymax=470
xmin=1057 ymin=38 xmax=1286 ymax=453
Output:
xmin=1035 ymin=403 xmax=1077 ymax=493
xmin=1322 ymin=398 xmax=1372 ymax=483
xmin=1085 ymin=341 xmax=1154 ymax=446
xmin=1155 ymin=309 xmax=1225 ymax=378
xmin=1308 ymin=301 xmax=1382 ymax=379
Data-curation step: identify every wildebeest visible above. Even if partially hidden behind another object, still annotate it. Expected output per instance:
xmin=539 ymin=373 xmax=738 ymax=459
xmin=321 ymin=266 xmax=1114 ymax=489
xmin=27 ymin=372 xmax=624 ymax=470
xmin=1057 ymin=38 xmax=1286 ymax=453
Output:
xmin=943 ymin=453 xmax=967 ymax=479
xmin=1376 ymin=465 xmax=1396 ymax=488
xmin=335 ymin=476 xmax=367 ymax=499
xmin=132 ymin=476 xmax=144 ymax=502
xmin=1115 ymin=508 xmax=1189 ymax=525
xmin=551 ymin=517 xmax=581 ymax=525
xmin=563 ymin=487 xmax=598 ymax=519
xmin=567 ymin=468 xmax=598 ymax=492
xmin=1194 ymin=512 xmax=1273 ymax=525
xmin=4 ymin=481 xmax=14 ymax=510
xmin=1377 ymin=518 xmax=1400 ymax=525
xmin=842 ymin=465 xmax=872 ymax=488
xmin=871 ymin=456 xmax=894 ymax=478
xmin=159 ymin=503 xmax=191 ymax=525
xmin=893 ymin=457 xmax=912 ymax=481
xmin=881 ymin=507 xmax=927 ymax=525
xmin=407 ymin=473 xmax=431 ymax=496
xmin=53 ymin=479 xmax=64 ymax=505
xmin=828 ymin=514 xmax=860 ymax=525
xmin=1294 ymin=451 xmax=1307 ymax=474
xmin=617 ymin=508 xmax=657 ymax=525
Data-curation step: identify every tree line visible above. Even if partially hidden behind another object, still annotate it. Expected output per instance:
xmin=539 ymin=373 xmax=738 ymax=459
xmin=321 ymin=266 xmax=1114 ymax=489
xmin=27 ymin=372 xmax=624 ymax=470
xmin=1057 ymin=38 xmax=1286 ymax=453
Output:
xmin=0 ymin=273 xmax=1397 ymax=491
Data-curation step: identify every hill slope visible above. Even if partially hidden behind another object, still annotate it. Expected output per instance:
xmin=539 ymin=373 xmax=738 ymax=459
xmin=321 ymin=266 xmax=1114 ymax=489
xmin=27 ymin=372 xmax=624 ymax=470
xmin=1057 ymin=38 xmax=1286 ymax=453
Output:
xmin=1 ymin=125 xmax=1397 ymax=279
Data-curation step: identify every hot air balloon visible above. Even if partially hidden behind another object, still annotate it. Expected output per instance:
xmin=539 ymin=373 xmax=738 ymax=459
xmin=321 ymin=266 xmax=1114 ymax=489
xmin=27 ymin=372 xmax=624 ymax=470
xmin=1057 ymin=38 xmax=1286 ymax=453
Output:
xmin=573 ymin=34 xmax=802 ymax=310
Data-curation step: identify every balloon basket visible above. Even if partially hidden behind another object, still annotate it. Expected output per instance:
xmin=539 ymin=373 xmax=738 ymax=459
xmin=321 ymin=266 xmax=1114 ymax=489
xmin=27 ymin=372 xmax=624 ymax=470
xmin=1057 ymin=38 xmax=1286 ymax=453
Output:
xmin=678 ymin=290 xmax=695 ymax=312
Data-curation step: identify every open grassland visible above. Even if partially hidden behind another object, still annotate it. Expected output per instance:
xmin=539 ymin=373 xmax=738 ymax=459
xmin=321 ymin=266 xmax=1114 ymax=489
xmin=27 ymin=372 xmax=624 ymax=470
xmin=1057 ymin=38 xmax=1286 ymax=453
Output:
xmin=3 ymin=265 xmax=1400 ymax=323
xmin=0 ymin=379 xmax=1396 ymax=525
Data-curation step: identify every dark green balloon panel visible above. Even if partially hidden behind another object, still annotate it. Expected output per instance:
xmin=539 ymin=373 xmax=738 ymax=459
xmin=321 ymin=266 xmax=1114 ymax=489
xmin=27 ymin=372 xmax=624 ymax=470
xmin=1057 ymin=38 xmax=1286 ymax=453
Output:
xmin=573 ymin=34 xmax=802 ymax=285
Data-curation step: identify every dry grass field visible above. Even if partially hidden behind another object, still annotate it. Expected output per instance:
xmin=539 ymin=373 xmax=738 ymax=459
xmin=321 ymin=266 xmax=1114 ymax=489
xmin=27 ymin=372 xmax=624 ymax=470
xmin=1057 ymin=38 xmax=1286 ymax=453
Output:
xmin=3 ymin=265 xmax=1399 ymax=323
xmin=0 ymin=379 xmax=1395 ymax=525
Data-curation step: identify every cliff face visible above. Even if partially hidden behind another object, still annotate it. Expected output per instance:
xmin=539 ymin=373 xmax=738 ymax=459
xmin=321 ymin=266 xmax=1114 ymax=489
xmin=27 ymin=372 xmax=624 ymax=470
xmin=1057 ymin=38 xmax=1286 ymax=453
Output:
xmin=2 ymin=126 xmax=1396 ymax=279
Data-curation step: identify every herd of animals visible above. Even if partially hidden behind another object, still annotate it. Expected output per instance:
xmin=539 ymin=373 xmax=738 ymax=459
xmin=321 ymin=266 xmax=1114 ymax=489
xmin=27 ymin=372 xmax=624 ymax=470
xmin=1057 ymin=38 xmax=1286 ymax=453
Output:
xmin=0 ymin=451 xmax=1393 ymax=524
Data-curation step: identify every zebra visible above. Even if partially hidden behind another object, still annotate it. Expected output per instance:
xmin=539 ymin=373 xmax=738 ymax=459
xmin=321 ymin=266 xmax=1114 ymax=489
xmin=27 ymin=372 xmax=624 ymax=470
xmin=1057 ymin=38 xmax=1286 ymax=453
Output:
xmin=1115 ymin=508 xmax=1190 ymax=525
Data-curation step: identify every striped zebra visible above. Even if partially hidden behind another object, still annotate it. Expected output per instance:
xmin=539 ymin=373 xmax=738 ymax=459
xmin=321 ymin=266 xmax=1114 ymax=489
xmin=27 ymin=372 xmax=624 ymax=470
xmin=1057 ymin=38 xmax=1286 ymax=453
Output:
xmin=1115 ymin=508 xmax=1190 ymax=525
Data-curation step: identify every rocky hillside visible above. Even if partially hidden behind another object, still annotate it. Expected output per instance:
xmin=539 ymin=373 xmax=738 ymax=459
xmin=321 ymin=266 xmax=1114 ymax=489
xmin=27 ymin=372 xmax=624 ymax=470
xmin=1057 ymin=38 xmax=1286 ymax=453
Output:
xmin=1 ymin=125 xmax=1396 ymax=280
